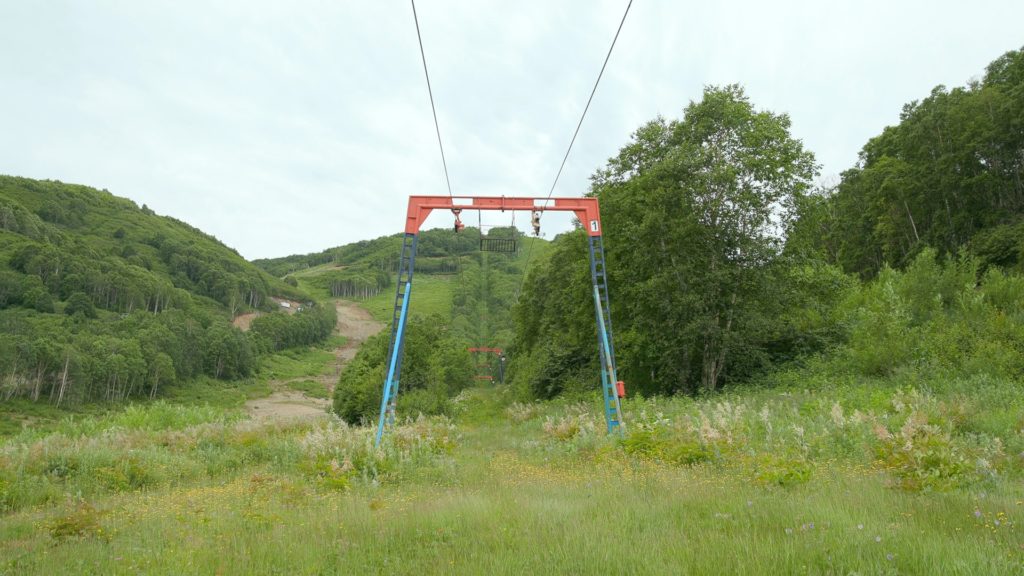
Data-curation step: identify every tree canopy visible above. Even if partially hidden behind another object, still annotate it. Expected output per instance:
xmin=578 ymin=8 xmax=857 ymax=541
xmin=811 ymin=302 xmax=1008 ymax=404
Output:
xmin=513 ymin=85 xmax=829 ymax=396
xmin=789 ymin=46 xmax=1024 ymax=277
xmin=0 ymin=176 xmax=331 ymax=405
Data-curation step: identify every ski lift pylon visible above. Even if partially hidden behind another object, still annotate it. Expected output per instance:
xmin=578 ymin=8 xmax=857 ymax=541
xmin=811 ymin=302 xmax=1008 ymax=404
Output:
xmin=374 ymin=196 xmax=624 ymax=446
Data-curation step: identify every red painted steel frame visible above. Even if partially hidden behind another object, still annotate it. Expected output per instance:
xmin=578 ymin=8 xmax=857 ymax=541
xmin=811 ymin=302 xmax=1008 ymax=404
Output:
xmin=468 ymin=347 xmax=503 ymax=355
xmin=405 ymin=196 xmax=604 ymax=237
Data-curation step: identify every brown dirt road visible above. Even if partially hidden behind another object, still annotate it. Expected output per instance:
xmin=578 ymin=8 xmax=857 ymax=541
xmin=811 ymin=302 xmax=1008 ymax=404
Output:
xmin=245 ymin=301 xmax=384 ymax=421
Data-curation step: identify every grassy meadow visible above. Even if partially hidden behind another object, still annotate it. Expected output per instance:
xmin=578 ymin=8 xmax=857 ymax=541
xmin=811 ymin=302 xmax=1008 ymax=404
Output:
xmin=2 ymin=371 xmax=1022 ymax=575
xmin=359 ymin=274 xmax=454 ymax=323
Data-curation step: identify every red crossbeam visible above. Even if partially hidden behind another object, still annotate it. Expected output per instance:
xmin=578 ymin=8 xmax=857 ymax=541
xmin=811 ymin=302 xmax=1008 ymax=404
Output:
xmin=405 ymin=196 xmax=603 ymax=237
xmin=468 ymin=347 xmax=503 ymax=355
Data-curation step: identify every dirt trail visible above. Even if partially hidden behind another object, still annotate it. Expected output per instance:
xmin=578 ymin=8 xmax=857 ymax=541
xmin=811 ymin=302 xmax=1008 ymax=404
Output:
xmin=330 ymin=300 xmax=386 ymax=373
xmin=232 ymin=312 xmax=260 ymax=331
xmin=246 ymin=301 xmax=385 ymax=421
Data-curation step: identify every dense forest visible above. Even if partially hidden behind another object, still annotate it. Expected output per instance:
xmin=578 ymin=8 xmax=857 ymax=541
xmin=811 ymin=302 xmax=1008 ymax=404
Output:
xmin=509 ymin=47 xmax=1024 ymax=400
xmin=790 ymin=48 xmax=1024 ymax=276
xmin=0 ymin=177 xmax=334 ymax=405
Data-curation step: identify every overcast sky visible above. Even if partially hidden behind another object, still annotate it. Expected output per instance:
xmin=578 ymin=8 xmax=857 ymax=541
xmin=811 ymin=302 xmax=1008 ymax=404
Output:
xmin=1 ymin=1 xmax=1021 ymax=259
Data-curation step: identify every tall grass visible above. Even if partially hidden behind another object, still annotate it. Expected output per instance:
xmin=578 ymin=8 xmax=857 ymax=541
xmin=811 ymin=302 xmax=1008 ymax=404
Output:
xmin=0 ymin=402 xmax=454 ymax=515
xmin=530 ymin=377 xmax=1019 ymax=493
xmin=2 ymin=381 xmax=1022 ymax=574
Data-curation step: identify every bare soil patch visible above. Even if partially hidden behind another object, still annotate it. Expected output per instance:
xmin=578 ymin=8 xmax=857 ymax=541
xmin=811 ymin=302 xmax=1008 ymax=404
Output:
xmin=232 ymin=312 xmax=260 ymax=332
xmin=246 ymin=300 xmax=384 ymax=421
xmin=246 ymin=390 xmax=329 ymax=421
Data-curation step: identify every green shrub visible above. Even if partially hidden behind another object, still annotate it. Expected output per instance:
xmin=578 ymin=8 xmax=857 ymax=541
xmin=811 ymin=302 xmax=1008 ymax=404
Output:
xmin=0 ymin=476 xmax=11 ymax=513
xmin=398 ymin=384 xmax=452 ymax=418
xmin=47 ymin=502 xmax=105 ymax=540
xmin=41 ymin=453 xmax=80 ymax=479
xmin=843 ymin=269 xmax=915 ymax=375
xmin=663 ymin=440 xmax=712 ymax=466
xmin=754 ymin=455 xmax=812 ymax=487
xmin=302 ymin=455 xmax=353 ymax=491
xmin=620 ymin=428 xmax=712 ymax=466
xmin=94 ymin=456 xmax=156 ymax=492
xmin=333 ymin=356 xmax=383 ymax=425
xmin=873 ymin=411 xmax=1004 ymax=492
xmin=620 ymin=429 xmax=662 ymax=457
xmin=836 ymin=250 xmax=1024 ymax=380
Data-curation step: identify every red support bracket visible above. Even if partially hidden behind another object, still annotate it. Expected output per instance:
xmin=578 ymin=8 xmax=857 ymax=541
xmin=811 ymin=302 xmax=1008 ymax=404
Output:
xmin=467 ymin=347 xmax=504 ymax=355
xmin=405 ymin=196 xmax=603 ymax=237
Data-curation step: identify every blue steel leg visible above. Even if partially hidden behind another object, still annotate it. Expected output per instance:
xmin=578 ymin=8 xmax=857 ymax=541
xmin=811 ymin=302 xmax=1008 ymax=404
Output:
xmin=588 ymin=235 xmax=617 ymax=361
xmin=593 ymin=286 xmax=623 ymax=433
xmin=374 ymin=234 xmax=418 ymax=446
xmin=587 ymin=235 xmax=624 ymax=434
xmin=376 ymin=281 xmax=412 ymax=446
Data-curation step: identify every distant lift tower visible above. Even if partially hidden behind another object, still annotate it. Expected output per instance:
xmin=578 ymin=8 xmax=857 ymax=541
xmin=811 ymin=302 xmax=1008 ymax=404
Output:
xmin=468 ymin=347 xmax=506 ymax=383
xmin=375 ymin=196 xmax=625 ymax=446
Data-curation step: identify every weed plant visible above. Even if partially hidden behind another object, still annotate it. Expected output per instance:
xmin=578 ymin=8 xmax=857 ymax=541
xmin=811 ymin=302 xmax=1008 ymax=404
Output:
xmin=0 ymin=403 xmax=455 ymax=515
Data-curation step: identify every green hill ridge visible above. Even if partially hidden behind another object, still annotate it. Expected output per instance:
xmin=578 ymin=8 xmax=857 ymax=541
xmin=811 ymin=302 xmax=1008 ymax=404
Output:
xmin=0 ymin=176 xmax=333 ymax=407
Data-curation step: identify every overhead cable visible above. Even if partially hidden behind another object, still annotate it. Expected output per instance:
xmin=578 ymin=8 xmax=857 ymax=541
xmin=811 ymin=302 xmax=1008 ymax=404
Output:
xmin=516 ymin=0 xmax=634 ymax=299
xmin=411 ymin=0 xmax=453 ymax=197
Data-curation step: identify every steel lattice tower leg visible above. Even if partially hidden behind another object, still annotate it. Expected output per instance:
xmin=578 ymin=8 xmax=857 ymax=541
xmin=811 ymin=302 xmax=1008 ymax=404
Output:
xmin=588 ymin=235 xmax=624 ymax=433
xmin=375 ymin=233 xmax=418 ymax=446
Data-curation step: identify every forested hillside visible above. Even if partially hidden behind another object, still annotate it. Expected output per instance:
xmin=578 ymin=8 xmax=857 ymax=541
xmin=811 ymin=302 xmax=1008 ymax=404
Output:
xmin=0 ymin=176 xmax=334 ymax=406
xmin=509 ymin=47 xmax=1024 ymax=403
xmin=790 ymin=47 xmax=1024 ymax=276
